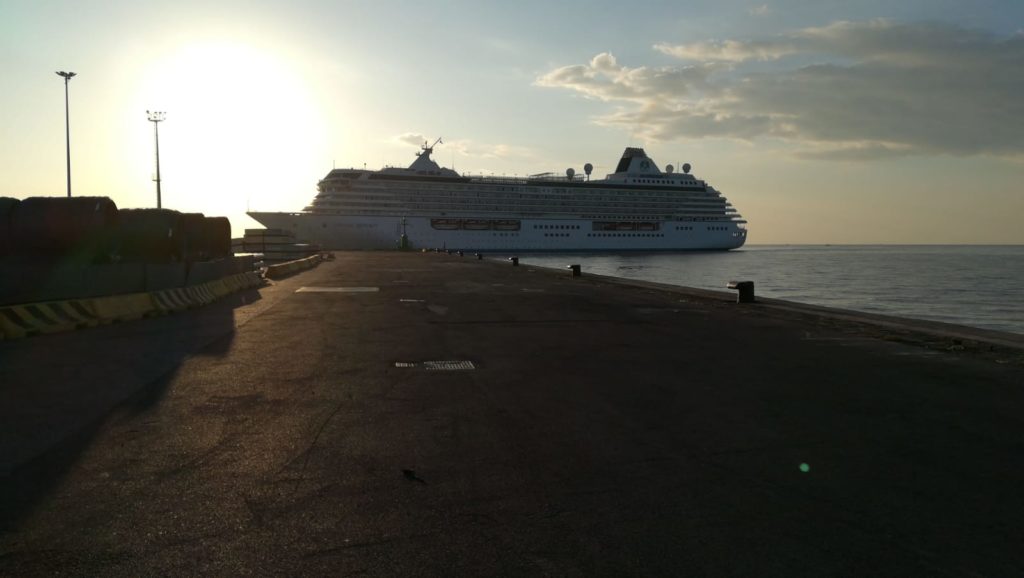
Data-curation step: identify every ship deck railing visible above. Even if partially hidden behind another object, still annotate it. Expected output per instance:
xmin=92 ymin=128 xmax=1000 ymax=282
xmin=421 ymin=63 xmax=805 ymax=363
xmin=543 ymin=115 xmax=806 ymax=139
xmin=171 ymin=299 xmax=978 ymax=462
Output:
xmin=462 ymin=174 xmax=589 ymax=185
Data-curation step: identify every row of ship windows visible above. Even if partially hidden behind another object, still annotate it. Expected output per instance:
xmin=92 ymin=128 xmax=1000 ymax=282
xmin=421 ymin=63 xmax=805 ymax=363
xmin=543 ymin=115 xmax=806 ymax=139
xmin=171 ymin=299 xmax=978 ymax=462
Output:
xmin=309 ymin=209 xmax=741 ymax=221
xmin=535 ymin=224 xmax=581 ymax=230
xmin=324 ymin=193 xmax=720 ymax=204
xmin=324 ymin=190 xmax=716 ymax=202
xmin=319 ymin=199 xmax=725 ymax=210
xmin=587 ymin=233 xmax=666 ymax=238
xmin=316 ymin=207 xmax=729 ymax=219
xmin=630 ymin=179 xmax=694 ymax=185
xmin=330 ymin=184 xmax=707 ymax=195
xmin=543 ymin=233 xmax=570 ymax=237
xmin=321 ymin=191 xmax=724 ymax=201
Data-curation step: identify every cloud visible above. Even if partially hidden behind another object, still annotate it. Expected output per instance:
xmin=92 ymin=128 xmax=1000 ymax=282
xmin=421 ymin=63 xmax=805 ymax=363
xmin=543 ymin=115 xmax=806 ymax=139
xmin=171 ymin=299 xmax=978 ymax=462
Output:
xmin=392 ymin=134 xmax=538 ymax=168
xmin=749 ymin=4 xmax=771 ymax=17
xmin=394 ymin=133 xmax=429 ymax=147
xmin=536 ymin=52 xmax=719 ymax=103
xmin=537 ymin=20 xmax=1024 ymax=158
xmin=445 ymin=139 xmax=537 ymax=160
xmin=654 ymin=39 xmax=796 ymax=62
xmin=793 ymin=142 xmax=915 ymax=161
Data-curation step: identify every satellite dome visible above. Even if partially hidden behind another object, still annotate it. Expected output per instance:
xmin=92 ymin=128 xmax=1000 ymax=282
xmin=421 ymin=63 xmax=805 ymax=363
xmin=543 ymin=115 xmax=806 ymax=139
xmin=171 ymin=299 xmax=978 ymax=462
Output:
xmin=583 ymin=163 xmax=593 ymax=175
xmin=682 ymin=163 xmax=691 ymax=174
xmin=665 ymin=164 xmax=674 ymax=174
xmin=566 ymin=167 xmax=575 ymax=179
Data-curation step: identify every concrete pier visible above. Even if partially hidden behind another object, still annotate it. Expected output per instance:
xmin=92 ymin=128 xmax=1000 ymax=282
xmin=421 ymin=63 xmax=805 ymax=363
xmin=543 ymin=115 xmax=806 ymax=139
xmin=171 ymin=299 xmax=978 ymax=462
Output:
xmin=1 ymin=252 xmax=1022 ymax=575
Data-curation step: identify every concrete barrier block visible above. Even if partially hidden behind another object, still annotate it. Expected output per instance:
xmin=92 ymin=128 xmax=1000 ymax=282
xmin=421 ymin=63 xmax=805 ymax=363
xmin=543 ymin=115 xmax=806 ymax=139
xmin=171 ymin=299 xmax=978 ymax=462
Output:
xmin=0 ymin=299 xmax=103 ymax=338
xmin=265 ymin=255 xmax=320 ymax=279
xmin=0 ymin=298 xmax=106 ymax=338
xmin=184 ymin=285 xmax=212 ymax=306
xmin=0 ymin=262 xmax=85 ymax=305
xmin=83 ymin=264 xmax=148 ymax=297
xmin=209 ymin=279 xmax=230 ymax=299
xmin=44 ymin=299 xmax=100 ymax=329
xmin=0 ymin=308 xmax=30 ymax=338
xmin=90 ymin=293 xmax=156 ymax=322
xmin=186 ymin=258 xmax=236 ymax=286
xmin=222 ymin=274 xmax=241 ymax=292
xmin=0 ymin=257 xmax=263 ymax=338
xmin=152 ymin=288 xmax=193 ymax=313
xmin=145 ymin=263 xmax=187 ymax=292
xmin=232 ymin=255 xmax=255 ymax=274
xmin=202 ymin=283 xmax=220 ymax=302
xmin=18 ymin=304 xmax=77 ymax=334
xmin=201 ymin=284 xmax=217 ymax=303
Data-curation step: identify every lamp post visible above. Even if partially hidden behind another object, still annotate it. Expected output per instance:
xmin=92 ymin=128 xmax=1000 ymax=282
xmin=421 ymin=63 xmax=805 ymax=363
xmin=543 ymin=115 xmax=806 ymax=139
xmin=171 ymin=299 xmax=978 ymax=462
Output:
xmin=56 ymin=71 xmax=76 ymax=197
xmin=147 ymin=110 xmax=165 ymax=208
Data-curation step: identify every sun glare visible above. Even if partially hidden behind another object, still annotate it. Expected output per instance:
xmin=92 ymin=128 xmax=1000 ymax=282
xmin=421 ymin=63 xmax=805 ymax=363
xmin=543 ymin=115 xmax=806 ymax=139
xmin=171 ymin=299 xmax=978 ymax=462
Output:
xmin=131 ymin=40 xmax=327 ymax=219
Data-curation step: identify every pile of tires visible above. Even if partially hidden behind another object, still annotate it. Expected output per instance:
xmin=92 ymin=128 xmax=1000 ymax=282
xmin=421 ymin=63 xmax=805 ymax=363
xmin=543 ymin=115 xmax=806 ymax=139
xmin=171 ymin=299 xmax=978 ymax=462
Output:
xmin=9 ymin=197 xmax=119 ymax=263
xmin=2 ymin=197 xmax=235 ymax=263
xmin=117 ymin=208 xmax=186 ymax=263
xmin=0 ymin=197 xmax=19 ymax=257
xmin=203 ymin=216 xmax=232 ymax=259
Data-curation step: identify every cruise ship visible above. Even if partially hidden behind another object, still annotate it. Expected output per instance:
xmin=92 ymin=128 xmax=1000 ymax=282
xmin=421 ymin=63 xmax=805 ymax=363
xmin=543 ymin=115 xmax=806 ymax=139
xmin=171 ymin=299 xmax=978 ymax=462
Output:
xmin=247 ymin=139 xmax=748 ymax=251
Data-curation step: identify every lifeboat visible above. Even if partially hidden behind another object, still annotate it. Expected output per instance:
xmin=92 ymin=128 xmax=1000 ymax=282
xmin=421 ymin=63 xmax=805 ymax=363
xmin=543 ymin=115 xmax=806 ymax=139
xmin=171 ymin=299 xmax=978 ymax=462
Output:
xmin=492 ymin=219 xmax=521 ymax=231
xmin=462 ymin=219 xmax=492 ymax=230
xmin=430 ymin=218 xmax=461 ymax=230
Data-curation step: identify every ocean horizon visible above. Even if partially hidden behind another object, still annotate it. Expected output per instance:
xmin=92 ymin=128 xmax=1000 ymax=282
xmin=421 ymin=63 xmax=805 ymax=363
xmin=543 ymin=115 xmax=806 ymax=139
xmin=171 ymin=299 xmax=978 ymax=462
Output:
xmin=519 ymin=244 xmax=1024 ymax=335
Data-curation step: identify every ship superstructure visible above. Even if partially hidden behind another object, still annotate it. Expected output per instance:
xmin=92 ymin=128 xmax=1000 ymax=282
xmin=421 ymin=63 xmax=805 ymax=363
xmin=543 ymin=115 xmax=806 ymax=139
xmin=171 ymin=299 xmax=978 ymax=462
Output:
xmin=248 ymin=140 xmax=747 ymax=251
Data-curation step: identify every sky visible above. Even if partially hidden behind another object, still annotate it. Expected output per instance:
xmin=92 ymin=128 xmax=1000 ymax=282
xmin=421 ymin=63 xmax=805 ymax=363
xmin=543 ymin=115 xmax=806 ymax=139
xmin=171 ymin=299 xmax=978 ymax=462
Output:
xmin=2 ymin=0 xmax=1022 ymax=244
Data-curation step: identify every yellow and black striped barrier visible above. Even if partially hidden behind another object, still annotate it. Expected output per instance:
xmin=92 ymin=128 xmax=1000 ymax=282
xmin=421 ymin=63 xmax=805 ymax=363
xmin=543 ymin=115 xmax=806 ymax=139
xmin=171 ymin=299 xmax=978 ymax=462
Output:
xmin=264 ymin=254 xmax=322 ymax=280
xmin=0 ymin=271 xmax=264 ymax=340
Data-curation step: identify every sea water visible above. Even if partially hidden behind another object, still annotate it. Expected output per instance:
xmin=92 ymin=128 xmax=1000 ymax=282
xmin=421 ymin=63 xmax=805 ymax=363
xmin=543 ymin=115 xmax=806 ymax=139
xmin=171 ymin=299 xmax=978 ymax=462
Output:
xmin=520 ymin=245 xmax=1024 ymax=335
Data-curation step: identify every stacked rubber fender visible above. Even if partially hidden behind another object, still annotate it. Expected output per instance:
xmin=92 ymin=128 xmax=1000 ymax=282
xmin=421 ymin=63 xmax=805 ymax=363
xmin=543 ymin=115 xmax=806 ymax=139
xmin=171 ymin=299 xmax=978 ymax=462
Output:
xmin=0 ymin=197 xmax=19 ymax=257
xmin=10 ymin=197 xmax=119 ymax=262
xmin=180 ymin=213 xmax=208 ymax=262
xmin=144 ymin=212 xmax=231 ymax=262
xmin=2 ymin=198 xmax=234 ymax=263
xmin=203 ymin=216 xmax=232 ymax=259
xmin=116 ymin=208 xmax=186 ymax=263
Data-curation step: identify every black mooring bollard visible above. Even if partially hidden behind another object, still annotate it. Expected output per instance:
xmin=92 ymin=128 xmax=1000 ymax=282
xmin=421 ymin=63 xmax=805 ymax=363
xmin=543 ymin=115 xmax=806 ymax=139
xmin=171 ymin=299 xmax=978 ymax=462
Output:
xmin=509 ymin=256 xmax=519 ymax=266
xmin=458 ymin=250 xmax=464 ymax=257
xmin=567 ymin=264 xmax=581 ymax=277
xmin=726 ymin=280 xmax=755 ymax=303
xmin=475 ymin=253 xmax=483 ymax=260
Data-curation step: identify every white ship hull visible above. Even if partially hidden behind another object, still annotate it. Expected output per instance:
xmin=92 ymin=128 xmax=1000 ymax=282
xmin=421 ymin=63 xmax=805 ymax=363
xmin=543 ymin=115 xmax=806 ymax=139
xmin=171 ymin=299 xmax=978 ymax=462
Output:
xmin=247 ymin=212 xmax=747 ymax=251
xmin=248 ymin=142 xmax=748 ymax=252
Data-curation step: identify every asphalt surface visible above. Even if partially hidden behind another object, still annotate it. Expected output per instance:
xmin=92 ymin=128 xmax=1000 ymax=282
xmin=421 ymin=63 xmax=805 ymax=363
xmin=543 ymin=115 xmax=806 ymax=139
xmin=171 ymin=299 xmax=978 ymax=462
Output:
xmin=1 ymin=252 xmax=1023 ymax=576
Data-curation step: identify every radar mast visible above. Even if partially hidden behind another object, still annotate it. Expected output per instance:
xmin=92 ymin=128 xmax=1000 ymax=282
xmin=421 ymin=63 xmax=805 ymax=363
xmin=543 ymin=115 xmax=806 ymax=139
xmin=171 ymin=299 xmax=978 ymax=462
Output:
xmin=418 ymin=137 xmax=443 ymax=158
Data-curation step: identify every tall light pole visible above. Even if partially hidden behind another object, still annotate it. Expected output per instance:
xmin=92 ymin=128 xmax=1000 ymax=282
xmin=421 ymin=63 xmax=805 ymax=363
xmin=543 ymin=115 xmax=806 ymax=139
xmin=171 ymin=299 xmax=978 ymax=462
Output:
xmin=56 ymin=71 xmax=76 ymax=197
xmin=147 ymin=110 xmax=165 ymax=208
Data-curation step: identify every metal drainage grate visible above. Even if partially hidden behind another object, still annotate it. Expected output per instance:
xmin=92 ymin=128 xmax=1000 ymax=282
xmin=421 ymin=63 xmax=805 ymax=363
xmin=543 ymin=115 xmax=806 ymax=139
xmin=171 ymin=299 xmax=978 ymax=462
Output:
xmin=394 ymin=360 xmax=476 ymax=371
xmin=296 ymin=287 xmax=379 ymax=293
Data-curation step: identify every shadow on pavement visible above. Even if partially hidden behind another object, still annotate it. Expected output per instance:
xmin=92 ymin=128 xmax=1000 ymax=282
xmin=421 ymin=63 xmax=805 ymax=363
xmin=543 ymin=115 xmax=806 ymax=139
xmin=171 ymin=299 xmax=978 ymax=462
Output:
xmin=0 ymin=288 xmax=262 ymax=530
